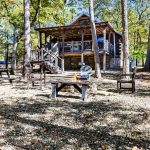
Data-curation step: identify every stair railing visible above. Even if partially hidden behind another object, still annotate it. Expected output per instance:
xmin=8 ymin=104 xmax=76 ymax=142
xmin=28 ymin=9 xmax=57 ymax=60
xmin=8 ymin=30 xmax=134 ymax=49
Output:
xmin=33 ymin=42 xmax=64 ymax=72
xmin=43 ymin=48 xmax=63 ymax=72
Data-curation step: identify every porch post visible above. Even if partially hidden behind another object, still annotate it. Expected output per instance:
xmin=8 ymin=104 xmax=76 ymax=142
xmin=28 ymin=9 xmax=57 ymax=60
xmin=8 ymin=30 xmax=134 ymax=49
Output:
xmin=62 ymin=34 xmax=65 ymax=72
xmin=113 ymin=32 xmax=116 ymax=64
xmin=108 ymin=33 xmax=111 ymax=49
xmin=103 ymin=52 xmax=106 ymax=71
xmin=49 ymin=35 xmax=52 ymax=49
xmin=44 ymin=33 xmax=47 ymax=44
xmin=103 ymin=29 xmax=107 ymax=50
xmin=108 ymin=33 xmax=111 ymax=68
xmin=81 ymin=30 xmax=84 ymax=63
xmin=39 ymin=32 xmax=42 ymax=48
xmin=71 ymin=41 xmax=73 ymax=52
xmin=119 ymin=40 xmax=123 ymax=68
xmin=103 ymin=29 xmax=107 ymax=71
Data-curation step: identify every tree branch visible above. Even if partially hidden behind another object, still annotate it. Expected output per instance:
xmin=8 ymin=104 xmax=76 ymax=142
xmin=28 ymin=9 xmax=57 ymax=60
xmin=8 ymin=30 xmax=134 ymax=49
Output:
xmin=31 ymin=0 xmax=41 ymax=27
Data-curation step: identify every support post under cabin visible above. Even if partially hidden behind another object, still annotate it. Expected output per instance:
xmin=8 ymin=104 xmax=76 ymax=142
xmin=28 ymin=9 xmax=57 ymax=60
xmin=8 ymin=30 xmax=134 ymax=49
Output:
xmin=103 ymin=29 xmax=107 ymax=72
xmin=81 ymin=30 xmax=84 ymax=64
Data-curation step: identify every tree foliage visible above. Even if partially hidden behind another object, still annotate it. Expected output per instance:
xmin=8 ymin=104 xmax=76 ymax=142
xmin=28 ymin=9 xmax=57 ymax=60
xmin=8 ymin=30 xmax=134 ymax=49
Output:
xmin=0 ymin=0 xmax=74 ymax=64
xmin=95 ymin=0 xmax=149 ymax=61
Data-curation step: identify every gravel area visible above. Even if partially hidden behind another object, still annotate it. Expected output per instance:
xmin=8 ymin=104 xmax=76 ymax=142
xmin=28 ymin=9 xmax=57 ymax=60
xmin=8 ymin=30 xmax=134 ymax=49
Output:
xmin=0 ymin=71 xmax=150 ymax=150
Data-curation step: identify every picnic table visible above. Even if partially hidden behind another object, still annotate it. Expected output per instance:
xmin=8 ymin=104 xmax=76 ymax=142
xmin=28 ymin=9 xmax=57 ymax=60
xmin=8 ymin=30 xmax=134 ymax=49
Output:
xmin=49 ymin=79 xmax=90 ymax=100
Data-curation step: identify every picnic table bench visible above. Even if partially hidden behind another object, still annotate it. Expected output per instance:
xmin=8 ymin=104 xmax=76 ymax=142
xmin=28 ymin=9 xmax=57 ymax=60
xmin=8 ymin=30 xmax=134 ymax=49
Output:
xmin=49 ymin=80 xmax=90 ymax=100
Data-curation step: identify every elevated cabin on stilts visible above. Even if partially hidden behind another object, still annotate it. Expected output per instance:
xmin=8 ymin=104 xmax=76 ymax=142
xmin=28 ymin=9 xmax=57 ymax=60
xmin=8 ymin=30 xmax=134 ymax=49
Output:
xmin=33 ymin=14 xmax=123 ymax=73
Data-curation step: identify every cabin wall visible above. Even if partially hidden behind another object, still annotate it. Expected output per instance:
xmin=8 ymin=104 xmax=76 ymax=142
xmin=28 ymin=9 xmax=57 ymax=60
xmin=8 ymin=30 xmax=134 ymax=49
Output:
xmin=64 ymin=55 xmax=110 ymax=70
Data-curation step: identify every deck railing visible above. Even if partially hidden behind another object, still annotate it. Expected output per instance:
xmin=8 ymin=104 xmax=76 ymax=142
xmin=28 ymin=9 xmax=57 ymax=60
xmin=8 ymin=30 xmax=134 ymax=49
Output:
xmin=61 ymin=41 xmax=114 ymax=54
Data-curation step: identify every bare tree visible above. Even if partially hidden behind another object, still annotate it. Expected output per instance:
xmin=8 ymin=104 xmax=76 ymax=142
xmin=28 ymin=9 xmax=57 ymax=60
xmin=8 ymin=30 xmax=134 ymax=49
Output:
xmin=24 ymin=0 xmax=31 ymax=80
xmin=121 ymin=0 xmax=130 ymax=74
xmin=89 ymin=0 xmax=101 ymax=78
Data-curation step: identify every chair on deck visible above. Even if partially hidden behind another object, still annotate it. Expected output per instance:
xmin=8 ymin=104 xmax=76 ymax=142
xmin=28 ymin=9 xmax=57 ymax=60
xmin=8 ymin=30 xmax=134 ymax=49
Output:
xmin=117 ymin=67 xmax=136 ymax=93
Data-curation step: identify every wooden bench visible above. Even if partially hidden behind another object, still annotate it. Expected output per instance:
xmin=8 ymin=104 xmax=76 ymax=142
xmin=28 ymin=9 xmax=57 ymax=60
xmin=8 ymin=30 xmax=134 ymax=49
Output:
xmin=49 ymin=80 xmax=90 ymax=100
xmin=117 ymin=68 xmax=136 ymax=93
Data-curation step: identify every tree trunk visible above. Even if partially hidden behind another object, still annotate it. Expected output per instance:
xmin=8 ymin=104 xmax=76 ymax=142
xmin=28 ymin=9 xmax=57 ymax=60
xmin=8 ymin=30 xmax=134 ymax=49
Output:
xmin=11 ymin=28 xmax=18 ymax=75
xmin=144 ymin=25 xmax=150 ymax=71
xmin=121 ymin=0 xmax=130 ymax=74
xmin=89 ymin=0 xmax=101 ymax=78
xmin=24 ymin=0 xmax=31 ymax=79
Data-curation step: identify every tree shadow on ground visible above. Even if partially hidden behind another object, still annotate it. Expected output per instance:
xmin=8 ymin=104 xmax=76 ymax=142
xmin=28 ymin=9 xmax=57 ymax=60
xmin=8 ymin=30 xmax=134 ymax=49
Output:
xmin=135 ymin=72 xmax=150 ymax=80
xmin=135 ymin=89 xmax=150 ymax=97
xmin=56 ymin=94 xmax=81 ymax=99
xmin=101 ymin=71 xmax=120 ymax=80
xmin=0 ymin=98 xmax=150 ymax=149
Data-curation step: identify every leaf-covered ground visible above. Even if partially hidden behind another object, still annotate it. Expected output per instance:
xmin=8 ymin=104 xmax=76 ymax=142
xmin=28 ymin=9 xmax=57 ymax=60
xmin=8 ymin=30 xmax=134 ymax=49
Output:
xmin=0 ymin=71 xmax=150 ymax=150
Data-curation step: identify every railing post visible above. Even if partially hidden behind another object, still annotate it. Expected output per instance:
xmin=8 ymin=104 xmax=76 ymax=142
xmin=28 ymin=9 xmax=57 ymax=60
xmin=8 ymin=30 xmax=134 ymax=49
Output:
xmin=55 ymin=57 xmax=58 ymax=69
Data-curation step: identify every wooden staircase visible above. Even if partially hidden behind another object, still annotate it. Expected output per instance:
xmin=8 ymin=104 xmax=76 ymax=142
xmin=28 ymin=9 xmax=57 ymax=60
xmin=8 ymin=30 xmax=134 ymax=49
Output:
xmin=32 ymin=42 xmax=63 ymax=74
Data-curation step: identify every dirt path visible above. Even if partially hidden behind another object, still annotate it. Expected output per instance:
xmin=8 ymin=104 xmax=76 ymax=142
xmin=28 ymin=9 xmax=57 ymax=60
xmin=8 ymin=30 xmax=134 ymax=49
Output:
xmin=0 ymin=71 xmax=150 ymax=149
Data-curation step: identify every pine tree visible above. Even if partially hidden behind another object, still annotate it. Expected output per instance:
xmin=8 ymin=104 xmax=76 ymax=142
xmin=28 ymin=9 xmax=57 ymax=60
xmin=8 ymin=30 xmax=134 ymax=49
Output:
xmin=121 ymin=0 xmax=130 ymax=74
xmin=24 ymin=0 xmax=31 ymax=79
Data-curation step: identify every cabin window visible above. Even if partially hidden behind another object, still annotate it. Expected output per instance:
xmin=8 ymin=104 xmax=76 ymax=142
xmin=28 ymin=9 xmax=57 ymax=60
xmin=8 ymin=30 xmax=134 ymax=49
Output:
xmin=64 ymin=42 xmax=72 ymax=52
xmin=78 ymin=19 xmax=90 ymax=25
xmin=63 ymin=41 xmax=92 ymax=52
xmin=64 ymin=41 xmax=82 ymax=52
xmin=84 ymin=41 xmax=92 ymax=51
xmin=97 ymin=37 xmax=103 ymax=49
xmin=73 ymin=41 xmax=81 ymax=52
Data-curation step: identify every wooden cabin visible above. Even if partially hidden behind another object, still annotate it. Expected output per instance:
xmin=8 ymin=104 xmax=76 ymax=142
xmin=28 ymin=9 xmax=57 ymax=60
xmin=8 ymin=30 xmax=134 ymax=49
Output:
xmin=35 ymin=14 xmax=123 ymax=72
